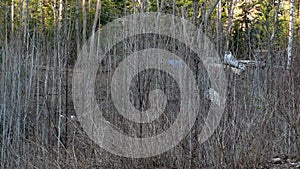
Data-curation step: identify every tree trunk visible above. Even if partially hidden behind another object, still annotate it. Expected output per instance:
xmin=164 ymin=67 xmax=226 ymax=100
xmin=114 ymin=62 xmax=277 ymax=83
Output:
xmin=287 ymin=0 xmax=295 ymax=69
xmin=92 ymin=0 xmax=101 ymax=33
xmin=82 ymin=0 xmax=87 ymax=43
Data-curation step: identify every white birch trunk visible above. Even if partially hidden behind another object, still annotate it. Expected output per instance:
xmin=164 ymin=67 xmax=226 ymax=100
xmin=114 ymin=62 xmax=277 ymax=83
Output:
xmin=287 ymin=0 xmax=295 ymax=70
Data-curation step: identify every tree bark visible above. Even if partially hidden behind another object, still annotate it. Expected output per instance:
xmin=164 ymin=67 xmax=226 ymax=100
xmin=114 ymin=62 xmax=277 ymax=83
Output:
xmin=82 ymin=0 xmax=87 ymax=43
xmin=92 ymin=0 xmax=101 ymax=33
xmin=200 ymin=0 xmax=221 ymax=31
xmin=287 ymin=0 xmax=295 ymax=70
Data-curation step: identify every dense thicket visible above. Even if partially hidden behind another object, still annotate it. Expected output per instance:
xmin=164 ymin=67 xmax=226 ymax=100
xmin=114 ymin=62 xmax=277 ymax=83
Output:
xmin=0 ymin=0 xmax=299 ymax=168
